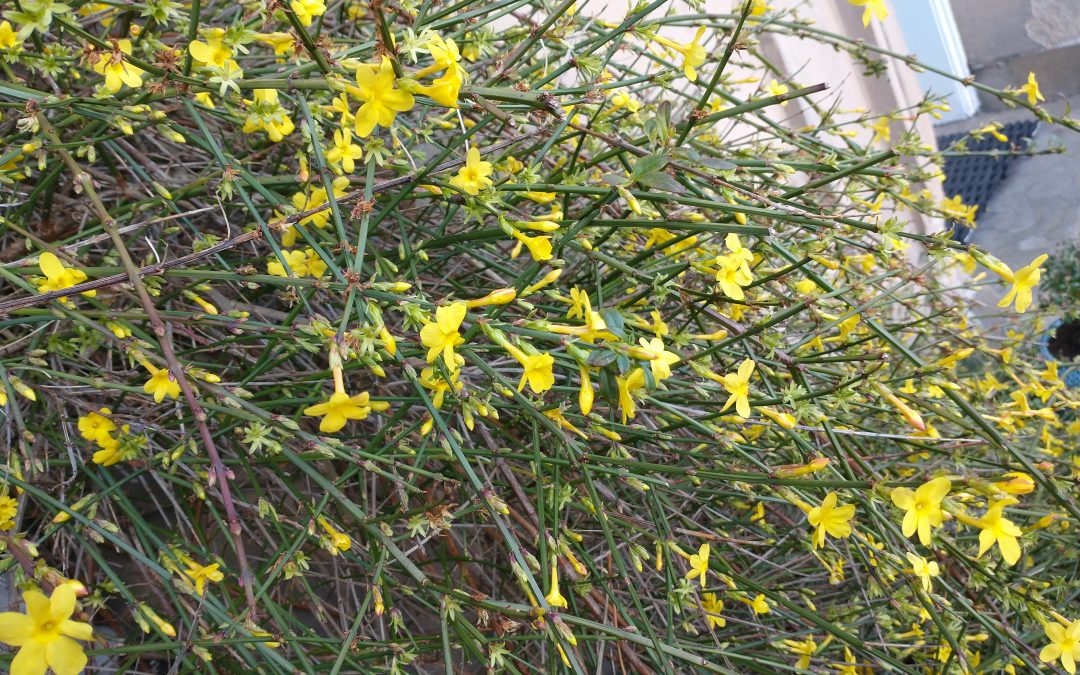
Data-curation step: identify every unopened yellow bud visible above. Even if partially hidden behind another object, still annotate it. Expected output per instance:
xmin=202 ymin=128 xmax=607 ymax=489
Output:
xmin=774 ymin=457 xmax=829 ymax=478
xmin=810 ymin=254 xmax=840 ymax=270
xmin=875 ymin=383 xmax=925 ymax=432
xmin=11 ymin=378 xmax=35 ymax=402
xmin=139 ymin=604 xmax=177 ymax=637
xmin=153 ymin=182 xmax=173 ymax=200
xmin=760 ymin=406 xmax=797 ymax=429
xmin=519 ymin=220 xmax=561 ymax=232
xmin=317 ymin=517 xmax=351 ymax=554
xmin=578 ymin=366 xmax=593 ymax=415
xmin=592 ymin=425 xmax=621 ymax=441
xmin=53 ymin=493 xmax=96 ymax=524
xmin=969 ymin=248 xmax=1014 ymax=280
xmin=524 ymin=269 xmax=563 ymax=295
xmin=466 ymin=288 xmax=516 ymax=308
xmin=373 ymin=586 xmax=385 ymax=616
xmin=994 ymin=471 xmax=1035 ymax=495
xmin=379 ymin=326 xmax=397 ymax=355
xmin=377 ymin=281 xmax=412 ymax=293
xmin=932 ymin=347 xmax=974 ymax=368
xmin=689 ymin=329 xmax=729 ymax=341
xmin=183 ymin=291 xmax=219 ymax=315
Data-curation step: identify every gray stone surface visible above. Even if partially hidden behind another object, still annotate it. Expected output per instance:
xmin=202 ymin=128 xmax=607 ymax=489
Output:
xmin=950 ymin=0 xmax=1080 ymax=111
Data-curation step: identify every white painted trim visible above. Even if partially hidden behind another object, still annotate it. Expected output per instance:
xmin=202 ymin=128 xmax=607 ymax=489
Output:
xmin=890 ymin=0 xmax=980 ymax=122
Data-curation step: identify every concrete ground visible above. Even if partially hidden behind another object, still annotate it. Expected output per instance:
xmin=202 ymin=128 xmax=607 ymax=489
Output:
xmin=936 ymin=95 xmax=1080 ymax=313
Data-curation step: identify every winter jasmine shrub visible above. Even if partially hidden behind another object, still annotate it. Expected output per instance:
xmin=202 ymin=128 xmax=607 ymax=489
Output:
xmin=0 ymin=0 xmax=1077 ymax=672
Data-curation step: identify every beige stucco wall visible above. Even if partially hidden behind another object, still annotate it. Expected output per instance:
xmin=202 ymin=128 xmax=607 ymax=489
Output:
xmin=757 ymin=1 xmax=944 ymax=236
xmin=586 ymin=0 xmax=945 ymax=236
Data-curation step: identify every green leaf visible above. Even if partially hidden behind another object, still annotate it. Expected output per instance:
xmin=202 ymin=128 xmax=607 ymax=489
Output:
xmin=600 ymin=307 xmax=625 ymax=339
xmin=635 ymin=170 xmax=684 ymax=194
xmin=632 ymin=153 xmax=670 ymax=179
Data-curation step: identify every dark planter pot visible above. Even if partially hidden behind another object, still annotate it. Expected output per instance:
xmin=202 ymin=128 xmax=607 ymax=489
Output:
xmin=1041 ymin=318 xmax=1080 ymax=388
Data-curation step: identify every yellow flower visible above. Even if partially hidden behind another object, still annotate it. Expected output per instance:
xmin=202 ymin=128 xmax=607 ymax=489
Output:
xmin=143 ymin=363 xmax=181 ymax=403
xmin=317 ymin=517 xmax=352 ymax=554
xmin=188 ymin=29 xmax=231 ymax=68
xmin=939 ymin=194 xmax=978 ymax=225
xmin=700 ymin=592 xmax=725 ymax=629
xmin=351 ymin=57 xmax=415 ymax=138
xmin=257 ymin=31 xmax=294 ymax=59
xmin=715 ymin=253 xmax=752 ymax=300
xmin=78 ymin=407 xmax=116 ymax=446
xmin=616 ymin=367 xmax=645 ymax=423
xmin=1040 ymin=618 xmax=1080 ymax=674
xmin=719 ymin=358 xmax=755 ymax=418
xmin=890 ymin=476 xmax=950 ymax=546
xmin=515 ymin=351 xmax=555 ymax=394
xmin=684 ymin=543 xmax=710 ymax=588
xmin=420 ymin=362 xmax=462 ymax=409
xmin=638 ymin=337 xmax=679 ymax=382
xmin=566 ymin=287 xmax=591 ymax=320
xmin=0 ymin=584 xmax=93 ymax=675
xmin=303 ymin=390 xmax=387 ymax=433
xmin=1017 ymin=71 xmax=1045 ymax=105
xmin=416 ymin=67 xmax=463 ymax=108
xmin=326 ymin=127 xmax=363 ymax=174
xmin=449 ymin=147 xmax=493 ymax=195
xmin=748 ymin=0 xmax=771 ymax=16
xmin=905 ymin=552 xmax=939 ymax=592
xmin=512 ymin=231 xmax=553 ymax=261
xmin=725 ymin=232 xmax=753 ymax=266
xmin=807 ymin=492 xmax=856 ymax=547
xmin=290 ymin=0 xmax=326 ymax=25
xmin=241 ymin=89 xmax=295 ymax=142
xmin=267 ymin=248 xmax=326 ymax=278
xmin=996 ymin=253 xmax=1048 ymax=313
xmin=545 ymin=562 xmax=568 ymax=609
xmin=833 ymin=646 xmax=861 ymax=675
xmin=419 ymin=302 xmax=467 ymax=364
xmin=972 ymin=122 xmax=1008 ymax=143
xmin=653 ymin=26 xmax=707 ymax=81
xmin=428 ymin=35 xmax=462 ymax=71
xmin=0 ymin=495 xmax=17 ymax=530
xmin=870 ymin=116 xmax=891 ymax=142
xmin=92 ymin=39 xmax=144 ymax=92
xmin=36 ymin=252 xmax=93 ymax=300
xmin=193 ymin=91 xmax=215 ymax=108
xmin=91 ymin=433 xmax=127 ymax=467
xmin=848 ymin=0 xmax=888 ymax=27
xmin=781 ymin=636 xmax=817 ymax=670
xmin=745 ymin=593 xmax=770 ymax=614
xmin=290 ymin=176 xmax=351 ymax=236
xmin=184 ymin=560 xmax=224 ymax=596
xmin=766 ymin=78 xmax=789 ymax=104
xmin=0 ymin=20 xmax=21 ymax=50
xmin=974 ymin=498 xmax=1023 ymax=565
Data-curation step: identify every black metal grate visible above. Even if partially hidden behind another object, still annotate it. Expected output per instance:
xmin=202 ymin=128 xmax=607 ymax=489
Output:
xmin=937 ymin=119 xmax=1039 ymax=242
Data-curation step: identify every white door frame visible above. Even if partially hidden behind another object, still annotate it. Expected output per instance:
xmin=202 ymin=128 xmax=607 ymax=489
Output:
xmin=889 ymin=0 xmax=979 ymax=122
